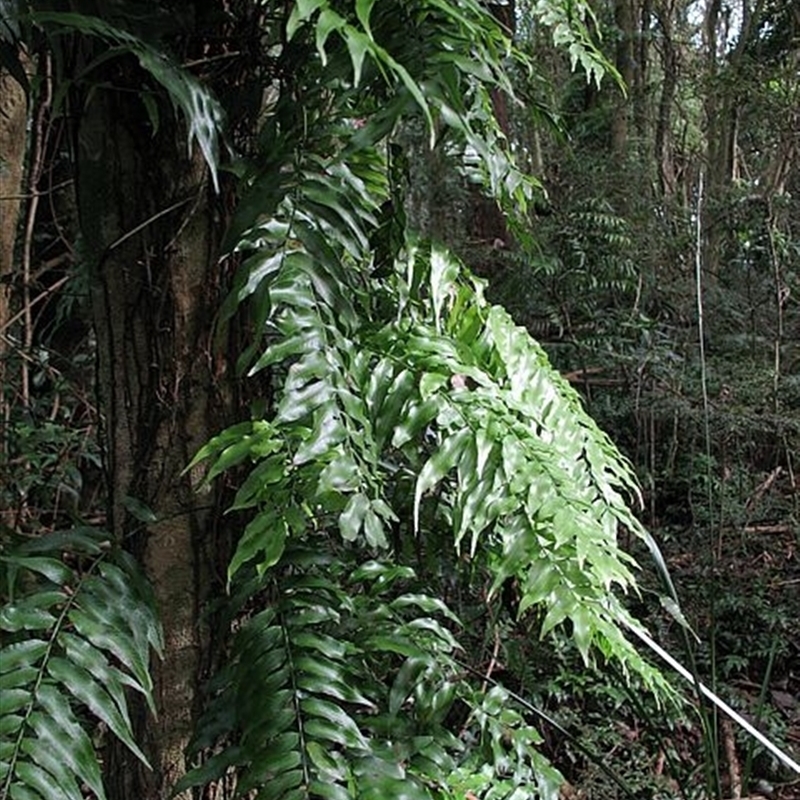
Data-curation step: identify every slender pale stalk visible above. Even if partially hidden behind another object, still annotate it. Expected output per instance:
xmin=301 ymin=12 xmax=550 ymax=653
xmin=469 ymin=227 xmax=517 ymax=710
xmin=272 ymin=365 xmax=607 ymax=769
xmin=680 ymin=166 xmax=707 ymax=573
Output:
xmin=626 ymin=623 xmax=800 ymax=775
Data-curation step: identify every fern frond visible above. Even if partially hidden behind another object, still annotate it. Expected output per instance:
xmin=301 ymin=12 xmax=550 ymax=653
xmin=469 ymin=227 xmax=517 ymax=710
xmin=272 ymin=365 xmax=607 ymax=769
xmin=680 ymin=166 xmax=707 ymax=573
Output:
xmin=0 ymin=529 xmax=162 ymax=800
xmin=181 ymin=547 xmax=473 ymax=799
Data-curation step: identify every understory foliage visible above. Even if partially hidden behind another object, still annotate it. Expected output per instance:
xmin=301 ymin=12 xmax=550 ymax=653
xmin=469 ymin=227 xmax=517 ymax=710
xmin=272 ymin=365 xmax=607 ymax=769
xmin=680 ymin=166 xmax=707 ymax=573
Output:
xmin=0 ymin=530 xmax=162 ymax=800
xmin=0 ymin=1 xmax=688 ymax=798
xmin=173 ymin=4 xmax=670 ymax=794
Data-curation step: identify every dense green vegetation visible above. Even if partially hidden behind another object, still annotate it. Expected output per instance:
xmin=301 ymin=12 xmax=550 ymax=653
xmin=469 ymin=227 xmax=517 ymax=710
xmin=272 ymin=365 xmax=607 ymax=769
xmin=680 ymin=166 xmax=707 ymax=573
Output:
xmin=1 ymin=1 xmax=798 ymax=799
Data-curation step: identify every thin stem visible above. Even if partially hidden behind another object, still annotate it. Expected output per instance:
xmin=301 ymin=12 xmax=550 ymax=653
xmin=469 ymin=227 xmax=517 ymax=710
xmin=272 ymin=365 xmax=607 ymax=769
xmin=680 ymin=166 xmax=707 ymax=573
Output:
xmin=694 ymin=167 xmax=723 ymax=796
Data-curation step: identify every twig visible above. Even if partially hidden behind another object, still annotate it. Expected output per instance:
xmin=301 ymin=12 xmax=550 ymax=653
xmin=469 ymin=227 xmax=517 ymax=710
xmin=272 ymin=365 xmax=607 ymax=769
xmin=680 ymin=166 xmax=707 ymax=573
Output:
xmin=20 ymin=53 xmax=53 ymax=407
xmin=0 ymin=178 xmax=74 ymax=200
xmin=745 ymin=467 xmax=782 ymax=512
xmin=722 ymin=717 xmax=741 ymax=799
xmin=743 ymin=524 xmax=793 ymax=535
xmin=481 ymin=626 xmax=502 ymax=695
xmin=0 ymin=273 xmax=71 ymax=334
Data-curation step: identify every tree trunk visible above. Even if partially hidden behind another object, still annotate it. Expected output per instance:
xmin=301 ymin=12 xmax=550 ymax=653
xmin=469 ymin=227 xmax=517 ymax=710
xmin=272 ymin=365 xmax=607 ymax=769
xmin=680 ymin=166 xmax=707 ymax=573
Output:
xmin=654 ymin=1 xmax=678 ymax=199
xmin=611 ymin=0 xmax=635 ymax=158
xmin=0 ymin=60 xmax=28 ymax=467
xmin=76 ymin=63 xmax=228 ymax=800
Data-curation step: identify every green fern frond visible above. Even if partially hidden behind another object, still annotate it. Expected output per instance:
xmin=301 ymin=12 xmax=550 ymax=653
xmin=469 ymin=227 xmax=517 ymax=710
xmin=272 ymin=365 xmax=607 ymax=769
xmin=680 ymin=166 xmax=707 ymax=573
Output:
xmin=0 ymin=530 xmax=162 ymax=800
xmin=29 ymin=10 xmax=224 ymax=190
xmin=180 ymin=547 xmax=472 ymax=799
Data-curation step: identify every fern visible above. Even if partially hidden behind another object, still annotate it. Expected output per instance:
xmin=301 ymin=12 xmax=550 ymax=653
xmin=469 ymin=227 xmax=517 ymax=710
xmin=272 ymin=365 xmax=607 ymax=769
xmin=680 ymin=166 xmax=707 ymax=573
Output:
xmin=29 ymin=10 xmax=224 ymax=189
xmin=182 ymin=2 xmax=677 ymax=796
xmin=178 ymin=547 xmax=469 ymax=799
xmin=0 ymin=528 xmax=162 ymax=800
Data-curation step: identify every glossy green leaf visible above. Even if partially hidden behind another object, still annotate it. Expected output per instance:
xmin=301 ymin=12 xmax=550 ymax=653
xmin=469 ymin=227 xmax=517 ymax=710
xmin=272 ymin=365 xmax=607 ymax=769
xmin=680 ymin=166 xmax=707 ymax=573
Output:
xmin=121 ymin=495 xmax=157 ymax=524
xmin=414 ymin=429 xmax=471 ymax=532
xmin=46 ymin=658 xmax=148 ymax=766
xmin=389 ymin=656 xmax=429 ymax=714
xmin=67 ymin=606 xmax=152 ymax=700
xmin=0 ymin=557 xmax=72 ymax=586
xmin=344 ymin=26 xmax=371 ymax=86
xmin=31 ymin=685 xmax=106 ymax=800
xmin=293 ymin=405 xmax=346 ymax=465
xmin=33 ymin=11 xmax=223 ymax=190
xmin=339 ymin=492 xmax=370 ymax=542
xmin=0 ymin=688 xmax=30 ymax=715
xmin=391 ymin=397 xmax=441 ymax=448
xmin=0 ymin=639 xmax=48 ymax=672
xmin=13 ymin=761 xmax=74 ymax=800
xmin=0 ymin=604 xmax=58 ymax=632
xmin=229 ymin=513 xmax=288 ymax=581
xmin=286 ymin=0 xmax=327 ymax=40
xmin=18 ymin=738 xmax=85 ymax=800
xmin=0 ymin=668 xmax=38 ymax=692
xmin=8 ymin=783 xmax=43 ymax=800
xmin=318 ymin=453 xmax=360 ymax=494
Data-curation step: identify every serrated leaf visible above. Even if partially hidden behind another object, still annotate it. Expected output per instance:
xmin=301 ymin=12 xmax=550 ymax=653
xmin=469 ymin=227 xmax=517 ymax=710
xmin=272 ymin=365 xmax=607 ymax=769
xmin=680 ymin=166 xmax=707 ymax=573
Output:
xmin=173 ymin=746 xmax=244 ymax=794
xmin=389 ymin=657 xmax=429 ymax=714
xmin=290 ymin=630 xmax=349 ymax=660
xmin=0 ymin=688 xmax=31 ymax=715
xmin=0 ymin=712 xmax=24 ymax=736
xmin=56 ymin=631 xmax=139 ymax=721
xmin=276 ymin=380 xmax=333 ymax=424
xmin=9 ymin=783 xmax=45 ymax=800
xmin=67 ymin=606 xmax=152 ymax=702
xmin=293 ymin=404 xmax=345 ymax=465
xmin=318 ymin=453 xmax=360 ymax=494
xmin=0 ymin=604 xmax=58 ymax=632
xmin=373 ymin=369 xmax=416 ymax=449
xmin=304 ymin=717 xmax=365 ymax=750
xmin=309 ymin=781 xmax=352 ymax=800
xmin=17 ymin=743 xmax=82 ymax=800
xmin=363 ymin=505 xmax=387 ymax=548
xmin=252 ymin=768 xmax=303 ymax=800
xmin=392 ymin=397 xmax=440 ymax=449
xmin=0 ymin=666 xmax=38 ymax=695
xmin=13 ymin=761 xmax=74 ymax=800
xmin=390 ymin=594 xmax=460 ymax=624
xmin=302 ymin=697 xmax=367 ymax=748
xmin=306 ymin=743 xmax=348 ymax=782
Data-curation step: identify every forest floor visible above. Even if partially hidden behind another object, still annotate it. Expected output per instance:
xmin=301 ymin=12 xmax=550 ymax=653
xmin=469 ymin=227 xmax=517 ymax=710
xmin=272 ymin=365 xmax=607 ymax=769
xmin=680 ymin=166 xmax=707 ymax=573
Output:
xmin=628 ymin=518 xmax=800 ymax=800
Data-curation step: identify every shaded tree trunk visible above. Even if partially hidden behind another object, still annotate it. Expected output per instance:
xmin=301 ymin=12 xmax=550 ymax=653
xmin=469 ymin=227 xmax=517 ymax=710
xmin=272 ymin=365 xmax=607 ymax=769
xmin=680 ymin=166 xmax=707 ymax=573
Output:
xmin=75 ymin=60 xmax=229 ymax=800
xmin=0 ymin=60 xmax=28 ymax=463
xmin=611 ymin=0 xmax=635 ymax=157
xmin=702 ymin=0 xmax=762 ymax=279
xmin=654 ymin=0 xmax=678 ymax=199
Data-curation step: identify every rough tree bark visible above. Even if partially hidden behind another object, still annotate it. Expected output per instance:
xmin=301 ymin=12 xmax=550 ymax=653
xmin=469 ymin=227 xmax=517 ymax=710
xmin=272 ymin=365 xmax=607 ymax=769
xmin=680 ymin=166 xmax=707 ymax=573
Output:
xmin=75 ymin=58 xmax=229 ymax=800
xmin=654 ymin=0 xmax=678 ymax=199
xmin=610 ymin=0 xmax=635 ymax=158
xmin=0 ymin=60 xmax=28 ymax=458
